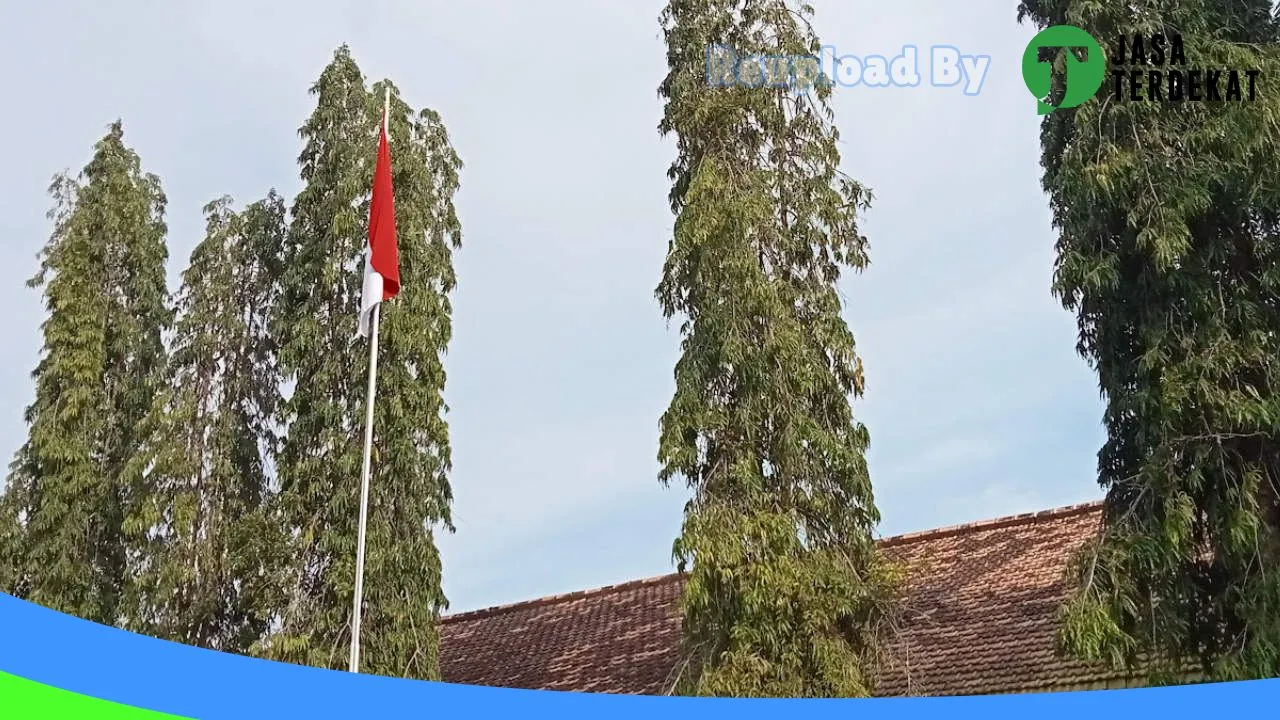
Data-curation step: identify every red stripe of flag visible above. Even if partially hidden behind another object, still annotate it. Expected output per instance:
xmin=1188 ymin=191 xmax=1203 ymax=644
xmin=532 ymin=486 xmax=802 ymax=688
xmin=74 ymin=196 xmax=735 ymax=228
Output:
xmin=368 ymin=123 xmax=399 ymax=301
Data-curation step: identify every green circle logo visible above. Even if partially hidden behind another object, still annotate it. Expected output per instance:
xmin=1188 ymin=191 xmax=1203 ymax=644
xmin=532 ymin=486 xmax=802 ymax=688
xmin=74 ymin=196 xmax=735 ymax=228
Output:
xmin=1021 ymin=25 xmax=1106 ymax=114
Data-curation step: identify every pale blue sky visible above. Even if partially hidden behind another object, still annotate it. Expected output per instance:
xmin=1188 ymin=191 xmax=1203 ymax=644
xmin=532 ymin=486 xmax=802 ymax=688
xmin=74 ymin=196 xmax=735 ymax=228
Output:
xmin=0 ymin=1 xmax=1104 ymax=614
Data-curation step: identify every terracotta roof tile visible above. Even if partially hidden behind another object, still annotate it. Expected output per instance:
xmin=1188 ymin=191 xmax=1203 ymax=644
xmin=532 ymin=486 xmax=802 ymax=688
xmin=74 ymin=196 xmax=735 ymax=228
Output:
xmin=439 ymin=501 xmax=1123 ymax=696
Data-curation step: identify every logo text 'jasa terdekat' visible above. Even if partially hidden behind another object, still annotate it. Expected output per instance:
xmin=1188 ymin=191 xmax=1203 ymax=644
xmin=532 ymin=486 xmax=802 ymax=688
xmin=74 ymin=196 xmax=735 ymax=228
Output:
xmin=1110 ymin=33 xmax=1260 ymax=102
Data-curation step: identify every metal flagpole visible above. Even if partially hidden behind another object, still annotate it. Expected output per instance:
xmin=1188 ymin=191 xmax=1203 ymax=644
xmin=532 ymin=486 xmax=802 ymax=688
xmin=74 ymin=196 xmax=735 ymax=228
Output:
xmin=350 ymin=86 xmax=391 ymax=674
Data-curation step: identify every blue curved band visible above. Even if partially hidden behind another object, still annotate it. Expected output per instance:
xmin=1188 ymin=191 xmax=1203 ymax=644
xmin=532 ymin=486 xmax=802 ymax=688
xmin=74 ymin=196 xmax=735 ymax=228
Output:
xmin=0 ymin=592 xmax=1270 ymax=718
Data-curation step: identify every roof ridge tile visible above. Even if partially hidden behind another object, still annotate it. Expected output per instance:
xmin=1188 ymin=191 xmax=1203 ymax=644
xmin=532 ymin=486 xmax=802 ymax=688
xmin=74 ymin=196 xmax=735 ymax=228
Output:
xmin=440 ymin=573 xmax=683 ymax=625
xmin=877 ymin=500 xmax=1102 ymax=548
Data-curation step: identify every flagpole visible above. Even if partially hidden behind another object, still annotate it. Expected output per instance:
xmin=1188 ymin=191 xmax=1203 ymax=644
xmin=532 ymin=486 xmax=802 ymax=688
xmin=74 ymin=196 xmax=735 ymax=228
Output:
xmin=350 ymin=87 xmax=391 ymax=674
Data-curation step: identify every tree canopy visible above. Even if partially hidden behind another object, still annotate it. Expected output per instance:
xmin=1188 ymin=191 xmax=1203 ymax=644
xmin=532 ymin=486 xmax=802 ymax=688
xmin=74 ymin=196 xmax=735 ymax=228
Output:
xmin=1017 ymin=0 xmax=1280 ymax=682
xmin=656 ymin=0 xmax=901 ymax=697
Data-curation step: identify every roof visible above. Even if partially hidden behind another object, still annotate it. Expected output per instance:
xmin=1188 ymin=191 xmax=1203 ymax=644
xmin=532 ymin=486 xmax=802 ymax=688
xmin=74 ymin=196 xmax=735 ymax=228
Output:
xmin=439 ymin=501 xmax=1126 ymax=696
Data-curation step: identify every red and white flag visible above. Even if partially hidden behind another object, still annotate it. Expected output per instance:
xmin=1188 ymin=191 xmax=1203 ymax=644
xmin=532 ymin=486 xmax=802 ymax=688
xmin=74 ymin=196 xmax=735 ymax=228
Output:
xmin=358 ymin=115 xmax=400 ymax=337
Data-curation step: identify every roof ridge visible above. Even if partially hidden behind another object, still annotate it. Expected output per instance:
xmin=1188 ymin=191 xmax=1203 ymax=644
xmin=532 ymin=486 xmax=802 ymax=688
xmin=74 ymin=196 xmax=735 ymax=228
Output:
xmin=878 ymin=500 xmax=1102 ymax=548
xmin=440 ymin=500 xmax=1104 ymax=625
xmin=440 ymin=572 xmax=682 ymax=625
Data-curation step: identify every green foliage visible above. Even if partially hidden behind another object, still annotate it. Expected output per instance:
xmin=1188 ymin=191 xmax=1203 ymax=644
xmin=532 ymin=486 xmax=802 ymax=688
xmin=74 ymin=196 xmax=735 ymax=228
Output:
xmin=121 ymin=193 xmax=288 ymax=652
xmin=657 ymin=0 xmax=901 ymax=697
xmin=0 ymin=121 xmax=170 ymax=624
xmin=266 ymin=46 xmax=462 ymax=679
xmin=1017 ymin=0 xmax=1280 ymax=682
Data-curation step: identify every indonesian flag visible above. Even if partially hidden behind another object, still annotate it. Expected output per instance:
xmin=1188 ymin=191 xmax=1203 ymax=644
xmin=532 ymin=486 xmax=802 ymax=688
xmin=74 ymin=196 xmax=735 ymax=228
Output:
xmin=358 ymin=119 xmax=400 ymax=338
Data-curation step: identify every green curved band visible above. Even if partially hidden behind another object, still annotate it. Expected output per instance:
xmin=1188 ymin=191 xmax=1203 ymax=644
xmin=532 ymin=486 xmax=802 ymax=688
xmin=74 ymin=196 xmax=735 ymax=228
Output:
xmin=0 ymin=671 xmax=190 ymax=719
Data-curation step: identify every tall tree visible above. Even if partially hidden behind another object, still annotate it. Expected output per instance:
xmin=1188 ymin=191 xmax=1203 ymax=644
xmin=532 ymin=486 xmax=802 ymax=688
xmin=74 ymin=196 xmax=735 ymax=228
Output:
xmin=1016 ymin=0 xmax=1280 ymax=682
xmin=121 ymin=193 xmax=288 ymax=652
xmin=656 ymin=0 xmax=900 ymax=697
xmin=268 ymin=46 xmax=462 ymax=679
xmin=0 ymin=121 xmax=171 ymax=625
